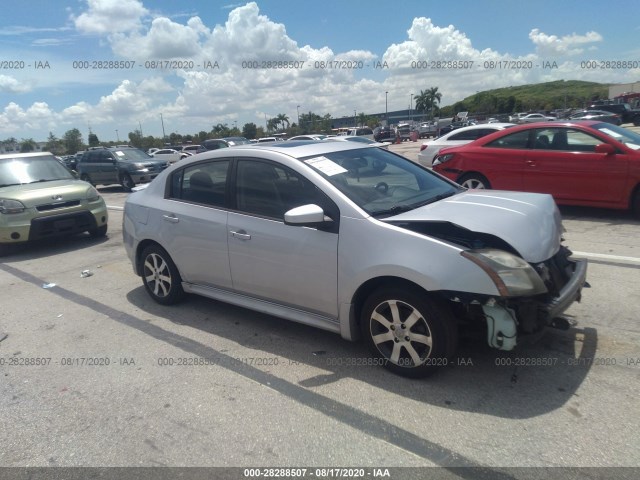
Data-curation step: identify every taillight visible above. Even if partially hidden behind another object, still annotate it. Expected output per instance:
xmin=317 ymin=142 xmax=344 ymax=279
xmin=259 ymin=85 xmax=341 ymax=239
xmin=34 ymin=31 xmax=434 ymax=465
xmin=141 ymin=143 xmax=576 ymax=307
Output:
xmin=420 ymin=144 xmax=428 ymax=151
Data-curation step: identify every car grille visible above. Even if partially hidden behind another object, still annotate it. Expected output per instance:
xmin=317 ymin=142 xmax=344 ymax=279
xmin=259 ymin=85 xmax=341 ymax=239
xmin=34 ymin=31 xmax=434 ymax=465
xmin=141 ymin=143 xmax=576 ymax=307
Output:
xmin=36 ymin=200 xmax=81 ymax=212
xmin=29 ymin=211 xmax=97 ymax=240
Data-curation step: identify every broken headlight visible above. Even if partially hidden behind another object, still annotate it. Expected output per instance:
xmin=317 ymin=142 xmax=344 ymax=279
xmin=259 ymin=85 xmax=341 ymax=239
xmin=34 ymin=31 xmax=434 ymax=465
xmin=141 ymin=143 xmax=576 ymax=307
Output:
xmin=461 ymin=249 xmax=548 ymax=297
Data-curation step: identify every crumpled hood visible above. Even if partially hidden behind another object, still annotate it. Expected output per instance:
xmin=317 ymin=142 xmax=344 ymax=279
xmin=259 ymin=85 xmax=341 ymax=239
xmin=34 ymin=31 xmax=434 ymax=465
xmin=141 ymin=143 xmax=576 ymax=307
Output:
xmin=383 ymin=190 xmax=563 ymax=263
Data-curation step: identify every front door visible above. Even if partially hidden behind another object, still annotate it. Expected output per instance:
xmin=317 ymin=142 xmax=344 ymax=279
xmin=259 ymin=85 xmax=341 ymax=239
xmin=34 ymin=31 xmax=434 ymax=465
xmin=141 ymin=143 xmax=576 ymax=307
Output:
xmin=227 ymin=159 xmax=339 ymax=317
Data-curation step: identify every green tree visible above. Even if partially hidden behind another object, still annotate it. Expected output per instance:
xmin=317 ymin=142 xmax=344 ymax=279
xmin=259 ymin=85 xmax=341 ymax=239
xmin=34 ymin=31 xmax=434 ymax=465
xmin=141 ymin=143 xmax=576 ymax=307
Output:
xmin=88 ymin=132 xmax=100 ymax=147
xmin=415 ymin=87 xmax=442 ymax=119
xmin=242 ymin=123 xmax=258 ymax=139
xmin=266 ymin=118 xmax=279 ymax=133
xmin=275 ymin=113 xmax=290 ymax=131
xmin=168 ymin=132 xmax=183 ymax=145
xmin=211 ymin=123 xmax=232 ymax=138
xmin=196 ymin=131 xmax=209 ymax=143
xmin=128 ymin=129 xmax=143 ymax=147
xmin=45 ymin=132 xmax=64 ymax=155
xmin=20 ymin=138 xmax=37 ymax=152
xmin=63 ymin=128 xmax=83 ymax=154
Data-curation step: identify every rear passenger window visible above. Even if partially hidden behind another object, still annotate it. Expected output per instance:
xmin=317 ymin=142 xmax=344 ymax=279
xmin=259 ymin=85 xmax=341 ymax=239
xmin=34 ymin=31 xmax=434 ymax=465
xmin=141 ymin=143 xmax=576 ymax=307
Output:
xmin=170 ymin=160 xmax=230 ymax=207
xmin=486 ymin=130 xmax=530 ymax=149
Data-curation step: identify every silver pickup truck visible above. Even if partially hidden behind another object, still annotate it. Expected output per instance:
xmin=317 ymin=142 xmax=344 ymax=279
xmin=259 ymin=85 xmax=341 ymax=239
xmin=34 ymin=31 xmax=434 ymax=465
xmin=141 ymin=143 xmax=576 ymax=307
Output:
xmin=418 ymin=121 xmax=438 ymax=138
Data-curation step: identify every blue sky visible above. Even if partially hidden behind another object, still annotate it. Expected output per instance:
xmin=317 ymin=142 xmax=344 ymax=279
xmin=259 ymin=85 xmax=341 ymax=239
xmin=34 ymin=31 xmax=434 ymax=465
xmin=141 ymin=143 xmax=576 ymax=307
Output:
xmin=1 ymin=0 xmax=639 ymax=142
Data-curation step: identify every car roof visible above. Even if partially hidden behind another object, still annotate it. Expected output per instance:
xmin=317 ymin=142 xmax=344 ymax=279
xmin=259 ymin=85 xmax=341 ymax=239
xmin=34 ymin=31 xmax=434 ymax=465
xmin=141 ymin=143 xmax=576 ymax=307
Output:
xmin=0 ymin=151 xmax=54 ymax=160
xmin=186 ymin=138 xmax=372 ymax=161
xmin=441 ymin=122 xmax=514 ymax=133
xmin=436 ymin=120 xmax=605 ymax=155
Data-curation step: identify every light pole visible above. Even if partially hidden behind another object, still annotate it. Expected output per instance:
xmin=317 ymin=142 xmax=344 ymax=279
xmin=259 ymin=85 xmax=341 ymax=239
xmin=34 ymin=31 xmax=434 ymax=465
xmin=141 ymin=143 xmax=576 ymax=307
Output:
xmin=160 ymin=113 xmax=166 ymax=142
xmin=354 ymin=109 xmax=357 ymax=127
xmin=115 ymin=129 xmax=119 ymax=142
xmin=385 ymin=91 xmax=388 ymax=125
xmin=296 ymin=105 xmax=300 ymax=128
xmin=410 ymin=93 xmax=414 ymax=123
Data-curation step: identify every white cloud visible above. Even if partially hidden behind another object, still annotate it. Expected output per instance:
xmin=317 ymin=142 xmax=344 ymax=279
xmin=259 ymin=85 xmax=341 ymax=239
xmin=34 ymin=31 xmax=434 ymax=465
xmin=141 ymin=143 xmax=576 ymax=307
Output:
xmin=0 ymin=102 xmax=58 ymax=134
xmin=529 ymin=29 xmax=603 ymax=56
xmin=0 ymin=75 xmax=32 ymax=94
xmin=73 ymin=0 xmax=148 ymax=34
xmin=110 ymin=16 xmax=209 ymax=59
xmin=1 ymin=2 xmax=628 ymax=140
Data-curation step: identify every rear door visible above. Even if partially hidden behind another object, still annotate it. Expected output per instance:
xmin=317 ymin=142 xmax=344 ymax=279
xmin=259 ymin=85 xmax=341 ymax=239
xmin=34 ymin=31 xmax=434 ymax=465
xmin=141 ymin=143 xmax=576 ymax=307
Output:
xmin=157 ymin=159 xmax=232 ymax=288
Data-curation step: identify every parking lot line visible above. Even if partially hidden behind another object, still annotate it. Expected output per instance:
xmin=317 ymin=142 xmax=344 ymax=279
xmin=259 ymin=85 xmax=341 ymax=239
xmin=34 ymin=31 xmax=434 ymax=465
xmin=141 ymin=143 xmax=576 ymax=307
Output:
xmin=573 ymin=251 xmax=640 ymax=264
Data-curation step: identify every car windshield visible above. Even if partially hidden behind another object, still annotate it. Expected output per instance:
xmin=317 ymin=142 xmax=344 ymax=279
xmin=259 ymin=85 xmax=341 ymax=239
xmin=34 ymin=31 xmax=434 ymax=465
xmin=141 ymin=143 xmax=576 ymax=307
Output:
xmin=0 ymin=155 xmax=75 ymax=187
xmin=592 ymin=123 xmax=640 ymax=150
xmin=112 ymin=148 xmax=154 ymax=161
xmin=302 ymin=147 xmax=461 ymax=217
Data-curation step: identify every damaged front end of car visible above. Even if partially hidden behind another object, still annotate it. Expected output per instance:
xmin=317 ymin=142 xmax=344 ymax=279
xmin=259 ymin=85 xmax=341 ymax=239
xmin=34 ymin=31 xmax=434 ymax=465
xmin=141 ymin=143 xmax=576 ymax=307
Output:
xmin=391 ymin=220 xmax=588 ymax=351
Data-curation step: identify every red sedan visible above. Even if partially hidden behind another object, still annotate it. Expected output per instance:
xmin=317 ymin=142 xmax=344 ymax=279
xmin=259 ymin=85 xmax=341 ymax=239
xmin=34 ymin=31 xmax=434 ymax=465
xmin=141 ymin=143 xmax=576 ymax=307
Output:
xmin=432 ymin=121 xmax=640 ymax=214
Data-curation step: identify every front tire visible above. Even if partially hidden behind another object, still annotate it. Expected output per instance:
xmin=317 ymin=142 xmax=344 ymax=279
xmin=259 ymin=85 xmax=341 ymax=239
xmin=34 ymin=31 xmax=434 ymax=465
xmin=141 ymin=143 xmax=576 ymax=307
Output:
xmin=140 ymin=245 xmax=185 ymax=305
xmin=631 ymin=188 xmax=640 ymax=217
xmin=89 ymin=224 xmax=108 ymax=238
xmin=361 ymin=287 xmax=458 ymax=378
xmin=80 ymin=173 xmax=95 ymax=186
xmin=458 ymin=173 xmax=491 ymax=190
xmin=120 ymin=173 xmax=135 ymax=191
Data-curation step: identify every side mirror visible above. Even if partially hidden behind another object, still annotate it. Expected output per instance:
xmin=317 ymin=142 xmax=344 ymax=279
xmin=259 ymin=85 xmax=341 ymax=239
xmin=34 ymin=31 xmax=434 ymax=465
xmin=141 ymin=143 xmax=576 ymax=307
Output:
xmin=595 ymin=143 xmax=616 ymax=155
xmin=284 ymin=204 xmax=331 ymax=227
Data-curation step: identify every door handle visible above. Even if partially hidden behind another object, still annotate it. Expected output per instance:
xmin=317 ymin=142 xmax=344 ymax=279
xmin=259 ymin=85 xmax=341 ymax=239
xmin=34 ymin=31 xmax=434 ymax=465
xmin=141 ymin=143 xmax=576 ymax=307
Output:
xmin=162 ymin=214 xmax=179 ymax=223
xmin=230 ymin=230 xmax=251 ymax=240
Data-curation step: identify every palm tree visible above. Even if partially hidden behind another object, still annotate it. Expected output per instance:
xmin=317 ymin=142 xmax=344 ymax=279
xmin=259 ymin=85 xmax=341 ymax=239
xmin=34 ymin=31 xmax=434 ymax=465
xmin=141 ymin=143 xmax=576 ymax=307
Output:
xmin=275 ymin=113 xmax=290 ymax=131
xmin=415 ymin=87 xmax=442 ymax=119
xmin=266 ymin=118 xmax=279 ymax=133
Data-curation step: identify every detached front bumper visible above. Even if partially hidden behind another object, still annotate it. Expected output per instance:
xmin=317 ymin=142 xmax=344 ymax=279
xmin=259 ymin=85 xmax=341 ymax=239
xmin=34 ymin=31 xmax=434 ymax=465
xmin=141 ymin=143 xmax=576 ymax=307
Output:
xmin=547 ymin=258 xmax=588 ymax=319
xmin=482 ymin=256 xmax=588 ymax=351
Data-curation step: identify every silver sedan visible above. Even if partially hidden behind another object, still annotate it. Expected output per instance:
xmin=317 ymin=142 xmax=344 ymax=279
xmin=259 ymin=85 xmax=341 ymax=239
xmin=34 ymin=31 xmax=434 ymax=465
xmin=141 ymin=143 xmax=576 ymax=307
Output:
xmin=123 ymin=142 xmax=587 ymax=377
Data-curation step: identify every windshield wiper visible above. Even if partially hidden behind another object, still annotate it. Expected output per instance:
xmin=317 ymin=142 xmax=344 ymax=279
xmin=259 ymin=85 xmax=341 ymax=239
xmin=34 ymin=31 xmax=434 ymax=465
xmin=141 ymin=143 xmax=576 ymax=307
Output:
xmin=419 ymin=191 xmax=458 ymax=206
xmin=372 ymin=204 xmax=415 ymax=217
xmin=0 ymin=183 xmax=23 ymax=188
xmin=27 ymin=179 xmax=57 ymax=184
xmin=372 ymin=191 xmax=458 ymax=217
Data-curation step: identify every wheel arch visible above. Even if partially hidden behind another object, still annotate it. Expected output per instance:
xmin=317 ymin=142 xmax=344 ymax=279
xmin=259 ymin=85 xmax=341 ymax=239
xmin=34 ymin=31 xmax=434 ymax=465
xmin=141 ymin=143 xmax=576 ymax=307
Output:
xmin=456 ymin=170 xmax=490 ymax=183
xmin=134 ymin=239 xmax=163 ymax=276
xmin=347 ymin=276 xmax=446 ymax=342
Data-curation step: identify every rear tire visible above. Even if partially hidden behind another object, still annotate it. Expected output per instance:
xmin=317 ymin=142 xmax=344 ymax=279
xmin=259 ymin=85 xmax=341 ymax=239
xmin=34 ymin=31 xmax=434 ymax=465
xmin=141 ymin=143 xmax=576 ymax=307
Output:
xmin=360 ymin=286 xmax=458 ymax=378
xmin=458 ymin=173 xmax=491 ymax=190
xmin=140 ymin=244 xmax=185 ymax=305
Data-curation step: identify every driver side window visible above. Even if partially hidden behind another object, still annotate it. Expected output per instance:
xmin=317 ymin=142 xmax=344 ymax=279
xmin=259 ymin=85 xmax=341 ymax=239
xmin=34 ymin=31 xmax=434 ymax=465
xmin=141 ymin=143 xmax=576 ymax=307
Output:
xmin=235 ymin=160 xmax=323 ymax=219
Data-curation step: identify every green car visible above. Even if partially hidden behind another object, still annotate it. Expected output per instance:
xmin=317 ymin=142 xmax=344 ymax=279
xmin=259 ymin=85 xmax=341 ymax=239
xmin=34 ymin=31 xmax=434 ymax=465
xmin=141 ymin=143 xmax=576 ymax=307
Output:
xmin=0 ymin=152 xmax=108 ymax=253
